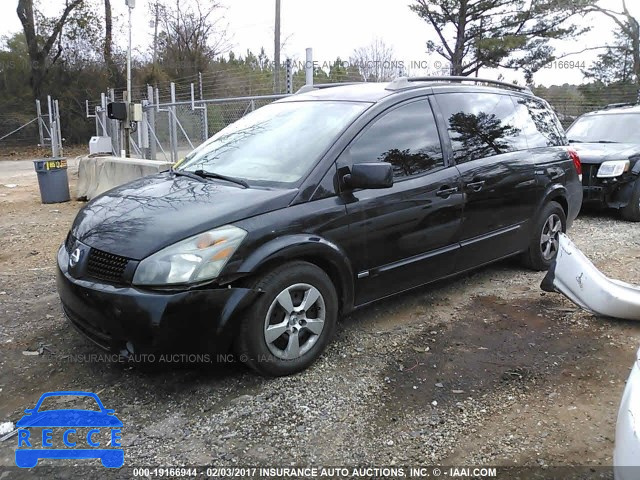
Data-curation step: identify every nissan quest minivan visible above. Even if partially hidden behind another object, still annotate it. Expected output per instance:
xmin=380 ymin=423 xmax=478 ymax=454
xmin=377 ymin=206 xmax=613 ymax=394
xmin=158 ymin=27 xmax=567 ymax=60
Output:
xmin=57 ymin=77 xmax=583 ymax=376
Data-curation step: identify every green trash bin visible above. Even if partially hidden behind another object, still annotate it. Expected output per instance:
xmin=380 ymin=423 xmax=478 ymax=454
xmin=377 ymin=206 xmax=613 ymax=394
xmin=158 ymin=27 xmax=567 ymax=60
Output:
xmin=33 ymin=158 xmax=70 ymax=204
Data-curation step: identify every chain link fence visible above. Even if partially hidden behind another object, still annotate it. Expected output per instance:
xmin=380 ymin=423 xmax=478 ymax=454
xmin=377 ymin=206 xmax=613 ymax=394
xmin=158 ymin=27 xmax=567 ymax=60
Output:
xmin=80 ymin=71 xmax=640 ymax=163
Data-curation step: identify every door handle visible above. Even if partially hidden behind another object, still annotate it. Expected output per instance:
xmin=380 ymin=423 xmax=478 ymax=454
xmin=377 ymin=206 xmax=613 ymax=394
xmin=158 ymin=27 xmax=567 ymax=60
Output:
xmin=466 ymin=180 xmax=486 ymax=192
xmin=436 ymin=186 xmax=459 ymax=198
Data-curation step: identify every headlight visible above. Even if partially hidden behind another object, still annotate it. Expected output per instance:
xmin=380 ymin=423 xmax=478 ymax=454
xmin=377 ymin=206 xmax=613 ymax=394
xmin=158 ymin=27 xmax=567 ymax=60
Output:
xmin=597 ymin=160 xmax=630 ymax=178
xmin=133 ymin=225 xmax=247 ymax=286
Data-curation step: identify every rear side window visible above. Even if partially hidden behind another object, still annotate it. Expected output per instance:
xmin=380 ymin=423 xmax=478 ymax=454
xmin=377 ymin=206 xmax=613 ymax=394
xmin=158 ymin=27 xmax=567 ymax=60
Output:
xmin=436 ymin=92 xmax=527 ymax=163
xmin=512 ymin=96 xmax=566 ymax=147
xmin=344 ymin=99 xmax=444 ymax=179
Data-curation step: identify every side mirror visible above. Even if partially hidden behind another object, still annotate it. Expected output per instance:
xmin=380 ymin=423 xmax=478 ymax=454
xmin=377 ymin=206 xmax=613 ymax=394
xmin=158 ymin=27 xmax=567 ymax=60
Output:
xmin=342 ymin=163 xmax=394 ymax=190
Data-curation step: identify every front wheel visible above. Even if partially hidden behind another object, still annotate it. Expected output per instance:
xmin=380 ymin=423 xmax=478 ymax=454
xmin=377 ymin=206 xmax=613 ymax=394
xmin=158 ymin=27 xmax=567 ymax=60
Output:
xmin=621 ymin=178 xmax=640 ymax=222
xmin=522 ymin=201 xmax=566 ymax=271
xmin=235 ymin=261 xmax=338 ymax=376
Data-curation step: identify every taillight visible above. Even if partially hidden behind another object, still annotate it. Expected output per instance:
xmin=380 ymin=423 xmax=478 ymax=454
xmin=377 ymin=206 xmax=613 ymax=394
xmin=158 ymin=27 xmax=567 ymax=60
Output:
xmin=569 ymin=149 xmax=582 ymax=181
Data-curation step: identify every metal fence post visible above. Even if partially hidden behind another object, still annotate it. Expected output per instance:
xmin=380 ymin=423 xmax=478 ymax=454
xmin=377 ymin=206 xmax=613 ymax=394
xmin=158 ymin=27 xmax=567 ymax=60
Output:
xmin=147 ymin=85 xmax=157 ymax=160
xmin=55 ymin=99 xmax=62 ymax=155
xmin=286 ymin=59 xmax=293 ymax=94
xmin=306 ymin=48 xmax=313 ymax=86
xmin=35 ymin=99 xmax=44 ymax=146
xmin=47 ymin=96 xmax=59 ymax=157
xmin=100 ymin=93 xmax=108 ymax=137
xmin=109 ymin=89 xmax=119 ymax=155
xmin=170 ymin=82 xmax=178 ymax=163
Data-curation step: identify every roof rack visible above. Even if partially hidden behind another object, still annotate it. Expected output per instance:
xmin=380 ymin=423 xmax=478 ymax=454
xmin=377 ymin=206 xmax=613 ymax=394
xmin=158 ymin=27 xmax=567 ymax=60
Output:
xmin=603 ymin=102 xmax=638 ymax=110
xmin=386 ymin=76 xmax=532 ymax=93
xmin=296 ymin=82 xmax=364 ymax=94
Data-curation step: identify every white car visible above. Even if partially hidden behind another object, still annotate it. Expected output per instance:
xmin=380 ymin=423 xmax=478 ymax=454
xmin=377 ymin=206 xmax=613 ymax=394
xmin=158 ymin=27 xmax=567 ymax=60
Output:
xmin=614 ymin=347 xmax=640 ymax=480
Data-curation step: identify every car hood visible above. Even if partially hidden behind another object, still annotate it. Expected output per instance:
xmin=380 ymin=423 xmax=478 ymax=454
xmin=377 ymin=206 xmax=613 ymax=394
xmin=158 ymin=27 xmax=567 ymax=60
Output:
xmin=71 ymin=173 xmax=298 ymax=260
xmin=571 ymin=143 xmax=640 ymax=165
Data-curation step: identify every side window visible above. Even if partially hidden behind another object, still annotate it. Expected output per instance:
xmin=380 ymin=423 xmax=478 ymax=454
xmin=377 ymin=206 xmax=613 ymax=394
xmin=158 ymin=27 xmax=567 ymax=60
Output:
xmin=437 ymin=92 xmax=526 ymax=163
xmin=512 ymin=96 xmax=566 ymax=148
xmin=345 ymin=100 xmax=444 ymax=180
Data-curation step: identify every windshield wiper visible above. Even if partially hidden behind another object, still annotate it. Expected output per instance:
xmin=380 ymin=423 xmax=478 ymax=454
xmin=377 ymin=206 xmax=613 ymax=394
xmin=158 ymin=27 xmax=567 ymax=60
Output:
xmin=170 ymin=168 xmax=206 ymax=183
xmin=568 ymin=139 xmax=583 ymax=143
xmin=194 ymin=170 xmax=250 ymax=189
xmin=595 ymin=140 xmax=619 ymax=144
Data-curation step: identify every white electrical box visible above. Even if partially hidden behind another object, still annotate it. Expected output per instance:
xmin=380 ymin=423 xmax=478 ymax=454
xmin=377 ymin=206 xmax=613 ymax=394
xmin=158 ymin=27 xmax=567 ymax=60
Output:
xmin=89 ymin=136 xmax=113 ymax=155
xmin=131 ymin=103 xmax=143 ymax=122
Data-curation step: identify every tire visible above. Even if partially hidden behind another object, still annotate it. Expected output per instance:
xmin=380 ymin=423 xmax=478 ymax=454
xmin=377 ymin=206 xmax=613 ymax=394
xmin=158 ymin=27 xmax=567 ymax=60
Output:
xmin=621 ymin=178 xmax=640 ymax=222
xmin=235 ymin=261 xmax=338 ymax=377
xmin=522 ymin=201 xmax=566 ymax=271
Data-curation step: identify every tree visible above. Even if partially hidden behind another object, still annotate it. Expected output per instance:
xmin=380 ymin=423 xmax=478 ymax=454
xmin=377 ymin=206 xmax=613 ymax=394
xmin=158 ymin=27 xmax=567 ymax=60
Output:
xmin=16 ymin=0 xmax=84 ymax=99
xmin=103 ymin=0 xmax=123 ymax=87
xmin=583 ymin=1 xmax=639 ymax=84
xmin=350 ymin=38 xmax=398 ymax=82
xmin=155 ymin=0 xmax=229 ymax=79
xmin=409 ymin=0 xmax=591 ymax=81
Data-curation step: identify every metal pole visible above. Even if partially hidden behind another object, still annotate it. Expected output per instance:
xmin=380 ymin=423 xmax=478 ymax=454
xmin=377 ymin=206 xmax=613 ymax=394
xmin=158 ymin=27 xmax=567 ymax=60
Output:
xmin=55 ymin=99 xmax=62 ymax=156
xmin=274 ymin=0 xmax=281 ymax=93
xmin=47 ymin=96 xmax=58 ymax=157
xmin=147 ymin=85 xmax=157 ymax=160
xmin=170 ymin=82 xmax=178 ymax=163
xmin=305 ymin=48 xmax=313 ymax=86
xmin=286 ymin=58 xmax=293 ymax=94
xmin=101 ymin=93 xmax=108 ymax=137
xmin=124 ymin=3 xmax=133 ymax=157
xmin=35 ymin=99 xmax=44 ymax=146
xmin=199 ymin=71 xmax=208 ymax=142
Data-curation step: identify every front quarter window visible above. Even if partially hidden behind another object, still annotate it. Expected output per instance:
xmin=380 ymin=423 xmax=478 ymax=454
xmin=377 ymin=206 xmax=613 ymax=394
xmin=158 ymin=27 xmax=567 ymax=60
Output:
xmin=178 ymin=101 xmax=368 ymax=187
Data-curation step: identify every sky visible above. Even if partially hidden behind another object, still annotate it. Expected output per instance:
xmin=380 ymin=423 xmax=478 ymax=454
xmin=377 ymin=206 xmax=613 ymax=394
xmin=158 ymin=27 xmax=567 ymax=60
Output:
xmin=0 ymin=0 xmax=638 ymax=87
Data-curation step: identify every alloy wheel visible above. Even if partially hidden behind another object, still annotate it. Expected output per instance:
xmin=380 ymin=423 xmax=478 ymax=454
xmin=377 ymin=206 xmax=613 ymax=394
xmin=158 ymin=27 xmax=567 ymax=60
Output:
xmin=540 ymin=213 xmax=562 ymax=261
xmin=263 ymin=283 xmax=326 ymax=360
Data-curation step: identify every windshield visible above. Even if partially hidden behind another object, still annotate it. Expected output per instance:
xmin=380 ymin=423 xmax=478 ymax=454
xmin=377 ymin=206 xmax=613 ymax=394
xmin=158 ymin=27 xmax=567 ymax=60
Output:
xmin=178 ymin=101 xmax=369 ymax=187
xmin=567 ymin=113 xmax=640 ymax=144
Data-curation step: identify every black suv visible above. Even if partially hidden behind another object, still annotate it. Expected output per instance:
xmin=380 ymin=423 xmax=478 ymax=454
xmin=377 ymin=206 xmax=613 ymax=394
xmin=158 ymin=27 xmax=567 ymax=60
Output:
xmin=57 ymin=77 xmax=582 ymax=376
xmin=567 ymin=104 xmax=640 ymax=221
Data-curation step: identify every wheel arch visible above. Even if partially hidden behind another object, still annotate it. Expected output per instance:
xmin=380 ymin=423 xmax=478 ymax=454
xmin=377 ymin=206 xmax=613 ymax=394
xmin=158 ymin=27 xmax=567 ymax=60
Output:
xmin=541 ymin=184 xmax=569 ymax=219
xmin=232 ymin=235 xmax=355 ymax=315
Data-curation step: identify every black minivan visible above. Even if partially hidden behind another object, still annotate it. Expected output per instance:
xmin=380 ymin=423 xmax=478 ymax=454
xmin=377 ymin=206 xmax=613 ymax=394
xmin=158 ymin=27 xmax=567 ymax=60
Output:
xmin=57 ymin=77 xmax=583 ymax=376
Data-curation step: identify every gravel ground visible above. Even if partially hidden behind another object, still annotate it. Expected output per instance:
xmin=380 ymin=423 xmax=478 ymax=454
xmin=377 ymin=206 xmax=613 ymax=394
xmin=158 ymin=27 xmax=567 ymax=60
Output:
xmin=0 ymin=159 xmax=639 ymax=479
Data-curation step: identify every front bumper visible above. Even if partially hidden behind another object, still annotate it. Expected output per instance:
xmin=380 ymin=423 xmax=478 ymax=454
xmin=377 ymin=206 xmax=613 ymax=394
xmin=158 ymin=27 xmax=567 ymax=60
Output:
xmin=614 ymin=352 xmax=640 ymax=480
xmin=541 ymin=234 xmax=640 ymax=321
xmin=56 ymin=245 xmax=260 ymax=355
xmin=582 ymin=165 xmax=636 ymax=209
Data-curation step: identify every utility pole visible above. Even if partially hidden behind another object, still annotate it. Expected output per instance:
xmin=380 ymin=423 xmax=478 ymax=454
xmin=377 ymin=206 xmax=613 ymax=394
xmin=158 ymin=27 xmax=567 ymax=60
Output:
xmin=124 ymin=0 xmax=135 ymax=157
xmin=274 ymin=0 xmax=281 ymax=94
xmin=152 ymin=1 xmax=159 ymax=76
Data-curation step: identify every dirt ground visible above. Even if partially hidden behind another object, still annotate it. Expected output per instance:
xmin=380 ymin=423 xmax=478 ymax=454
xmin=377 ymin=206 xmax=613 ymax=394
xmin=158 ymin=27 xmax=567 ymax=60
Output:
xmin=0 ymin=158 xmax=639 ymax=479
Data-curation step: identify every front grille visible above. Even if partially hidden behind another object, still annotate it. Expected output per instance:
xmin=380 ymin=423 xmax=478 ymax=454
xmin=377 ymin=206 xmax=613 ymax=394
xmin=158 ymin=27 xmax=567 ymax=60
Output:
xmin=86 ymin=248 xmax=130 ymax=283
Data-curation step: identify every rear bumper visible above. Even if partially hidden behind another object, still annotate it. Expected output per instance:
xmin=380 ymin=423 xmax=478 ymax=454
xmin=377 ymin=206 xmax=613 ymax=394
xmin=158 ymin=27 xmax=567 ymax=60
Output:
xmin=56 ymin=245 xmax=260 ymax=355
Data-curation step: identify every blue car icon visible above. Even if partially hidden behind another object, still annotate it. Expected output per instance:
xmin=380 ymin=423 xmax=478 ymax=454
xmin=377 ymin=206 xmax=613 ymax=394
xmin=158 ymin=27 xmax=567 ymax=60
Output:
xmin=15 ymin=391 xmax=124 ymax=468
